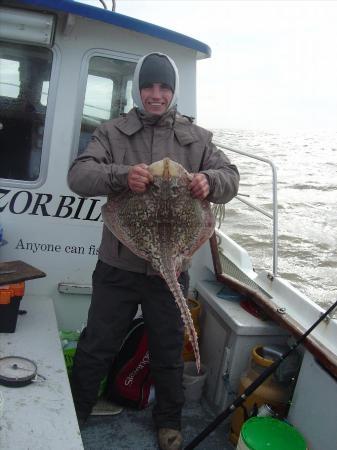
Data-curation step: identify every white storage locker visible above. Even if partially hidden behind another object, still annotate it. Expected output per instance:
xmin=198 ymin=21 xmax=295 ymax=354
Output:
xmin=196 ymin=280 xmax=289 ymax=415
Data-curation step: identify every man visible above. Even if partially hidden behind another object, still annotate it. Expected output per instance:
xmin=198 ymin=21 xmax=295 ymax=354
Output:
xmin=68 ymin=52 xmax=239 ymax=450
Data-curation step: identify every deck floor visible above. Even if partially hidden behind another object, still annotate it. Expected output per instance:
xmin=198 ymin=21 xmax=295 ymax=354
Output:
xmin=81 ymin=400 xmax=234 ymax=450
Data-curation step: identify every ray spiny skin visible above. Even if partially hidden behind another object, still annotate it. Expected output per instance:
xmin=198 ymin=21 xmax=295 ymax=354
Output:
xmin=101 ymin=158 xmax=215 ymax=371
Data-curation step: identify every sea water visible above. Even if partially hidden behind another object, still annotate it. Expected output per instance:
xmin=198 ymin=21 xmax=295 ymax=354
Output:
xmin=213 ymin=129 xmax=336 ymax=309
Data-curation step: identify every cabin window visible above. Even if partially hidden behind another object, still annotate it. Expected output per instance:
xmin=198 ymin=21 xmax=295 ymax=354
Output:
xmin=78 ymin=56 xmax=136 ymax=155
xmin=0 ymin=42 xmax=53 ymax=182
xmin=84 ymin=75 xmax=114 ymax=120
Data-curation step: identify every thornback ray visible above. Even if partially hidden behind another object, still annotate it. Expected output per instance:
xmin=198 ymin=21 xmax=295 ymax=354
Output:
xmin=101 ymin=158 xmax=215 ymax=371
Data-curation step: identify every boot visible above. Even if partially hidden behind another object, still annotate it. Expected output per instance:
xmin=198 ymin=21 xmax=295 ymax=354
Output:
xmin=158 ymin=428 xmax=183 ymax=450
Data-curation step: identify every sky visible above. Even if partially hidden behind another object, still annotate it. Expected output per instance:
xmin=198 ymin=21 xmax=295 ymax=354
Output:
xmin=78 ymin=0 xmax=337 ymax=132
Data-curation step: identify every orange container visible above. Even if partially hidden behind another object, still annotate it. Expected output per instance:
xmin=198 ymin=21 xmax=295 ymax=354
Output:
xmin=0 ymin=286 xmax=14 ymax=305
xmin=11 ymin=282 xmax=25 ymax=297
xmin=0 ymin=282 xmax=25 ymax=333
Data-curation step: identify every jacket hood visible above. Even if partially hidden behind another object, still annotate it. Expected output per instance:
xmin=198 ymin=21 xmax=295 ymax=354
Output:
xmin=132 ymin=52 xmax=179 ymax=113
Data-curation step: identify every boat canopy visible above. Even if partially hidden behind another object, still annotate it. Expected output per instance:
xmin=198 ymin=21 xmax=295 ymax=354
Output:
xmin=19 ymin=0 xmax=211 ymax=58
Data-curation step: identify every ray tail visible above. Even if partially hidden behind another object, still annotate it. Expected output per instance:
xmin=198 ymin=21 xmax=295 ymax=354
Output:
xmin=160 ymin=256 xmax=200 ymax=373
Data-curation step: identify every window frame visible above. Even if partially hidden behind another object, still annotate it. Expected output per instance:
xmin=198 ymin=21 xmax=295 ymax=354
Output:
xmin=0 ymin=42 xmax=60 ymax=189
xmin=69 ymin=48 xmax=139 ymax=164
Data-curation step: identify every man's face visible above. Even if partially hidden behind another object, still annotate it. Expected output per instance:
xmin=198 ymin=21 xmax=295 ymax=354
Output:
xmin=140 ymin=83 xmax=173 ymax=115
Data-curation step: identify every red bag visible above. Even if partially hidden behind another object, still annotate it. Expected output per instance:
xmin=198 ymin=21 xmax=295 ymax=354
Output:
xmin=105 ymin=318 xmax=154 ymax=409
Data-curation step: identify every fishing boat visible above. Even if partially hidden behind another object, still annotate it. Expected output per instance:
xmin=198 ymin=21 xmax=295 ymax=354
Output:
xmin=0 ymin=1 xmax=336 ymax=449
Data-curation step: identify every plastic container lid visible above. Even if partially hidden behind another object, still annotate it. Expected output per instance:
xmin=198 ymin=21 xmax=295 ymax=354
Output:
xmin=241 ymin=417 xmax=307 ymax=450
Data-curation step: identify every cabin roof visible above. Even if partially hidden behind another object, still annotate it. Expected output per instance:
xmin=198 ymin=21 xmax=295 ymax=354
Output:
xmin=19 ymin=0 xmax=211 ymax=59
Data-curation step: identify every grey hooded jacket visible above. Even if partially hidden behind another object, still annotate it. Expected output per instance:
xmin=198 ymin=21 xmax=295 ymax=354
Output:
xmin=67 ymin=55 xmax=239 ymax=274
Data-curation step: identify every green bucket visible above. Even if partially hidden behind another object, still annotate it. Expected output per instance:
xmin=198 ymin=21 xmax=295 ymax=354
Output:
xmin=60 ymin=330 xmax=107 ymax=397
xmin=237 ymin=417 xmax=307 ymax=450
xmin=60 ymin=330 xmax=81 ymax=375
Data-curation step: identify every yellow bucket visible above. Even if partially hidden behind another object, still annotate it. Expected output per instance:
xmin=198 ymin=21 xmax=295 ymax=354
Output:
xmin=230 ymin=346 xmax=292 ymax=444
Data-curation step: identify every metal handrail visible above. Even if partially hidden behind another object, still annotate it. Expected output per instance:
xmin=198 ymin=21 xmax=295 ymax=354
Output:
xmin=213 ymin=141 xmax=279 ymax=276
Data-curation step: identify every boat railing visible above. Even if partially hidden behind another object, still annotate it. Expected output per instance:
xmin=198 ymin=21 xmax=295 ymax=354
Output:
xmin=213 ymin=141 xmax=279 ymax=277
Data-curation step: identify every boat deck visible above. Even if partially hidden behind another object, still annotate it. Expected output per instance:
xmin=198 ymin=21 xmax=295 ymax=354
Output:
xmin=82 ymin=401 xmax=233 ymax=450
xmin=0 ymin=294 xmax=234 ymax=450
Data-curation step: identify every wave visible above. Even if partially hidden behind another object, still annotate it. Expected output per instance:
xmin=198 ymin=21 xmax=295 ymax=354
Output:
xmin=290 ymin=183 xmax=337 ymax=191
xmin=317 ymin=260 xmax=337 ymax=268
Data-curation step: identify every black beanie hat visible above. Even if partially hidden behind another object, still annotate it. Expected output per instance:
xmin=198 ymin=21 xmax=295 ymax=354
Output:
xmin=139 ymin=54 xmax=175 ymax=92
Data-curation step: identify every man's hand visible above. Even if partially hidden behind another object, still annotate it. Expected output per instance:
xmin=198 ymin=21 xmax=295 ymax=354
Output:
xmin=128 ymin=163 xmax=153 ymax=193
xmin=189 ymin=173 xmax=210 ymax=200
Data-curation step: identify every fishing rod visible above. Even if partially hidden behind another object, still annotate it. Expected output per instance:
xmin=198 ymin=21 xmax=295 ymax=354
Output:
xmin=184 ymin=298 xmax=337 ymax=450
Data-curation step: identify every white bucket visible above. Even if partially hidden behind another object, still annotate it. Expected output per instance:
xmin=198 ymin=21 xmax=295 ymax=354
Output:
xmin=183 ymin=361 xmax=207 ymax=402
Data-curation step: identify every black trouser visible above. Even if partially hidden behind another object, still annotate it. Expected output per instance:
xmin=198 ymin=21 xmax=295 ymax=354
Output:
xmin=71 ymin=260 xmax=188 ymax=430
